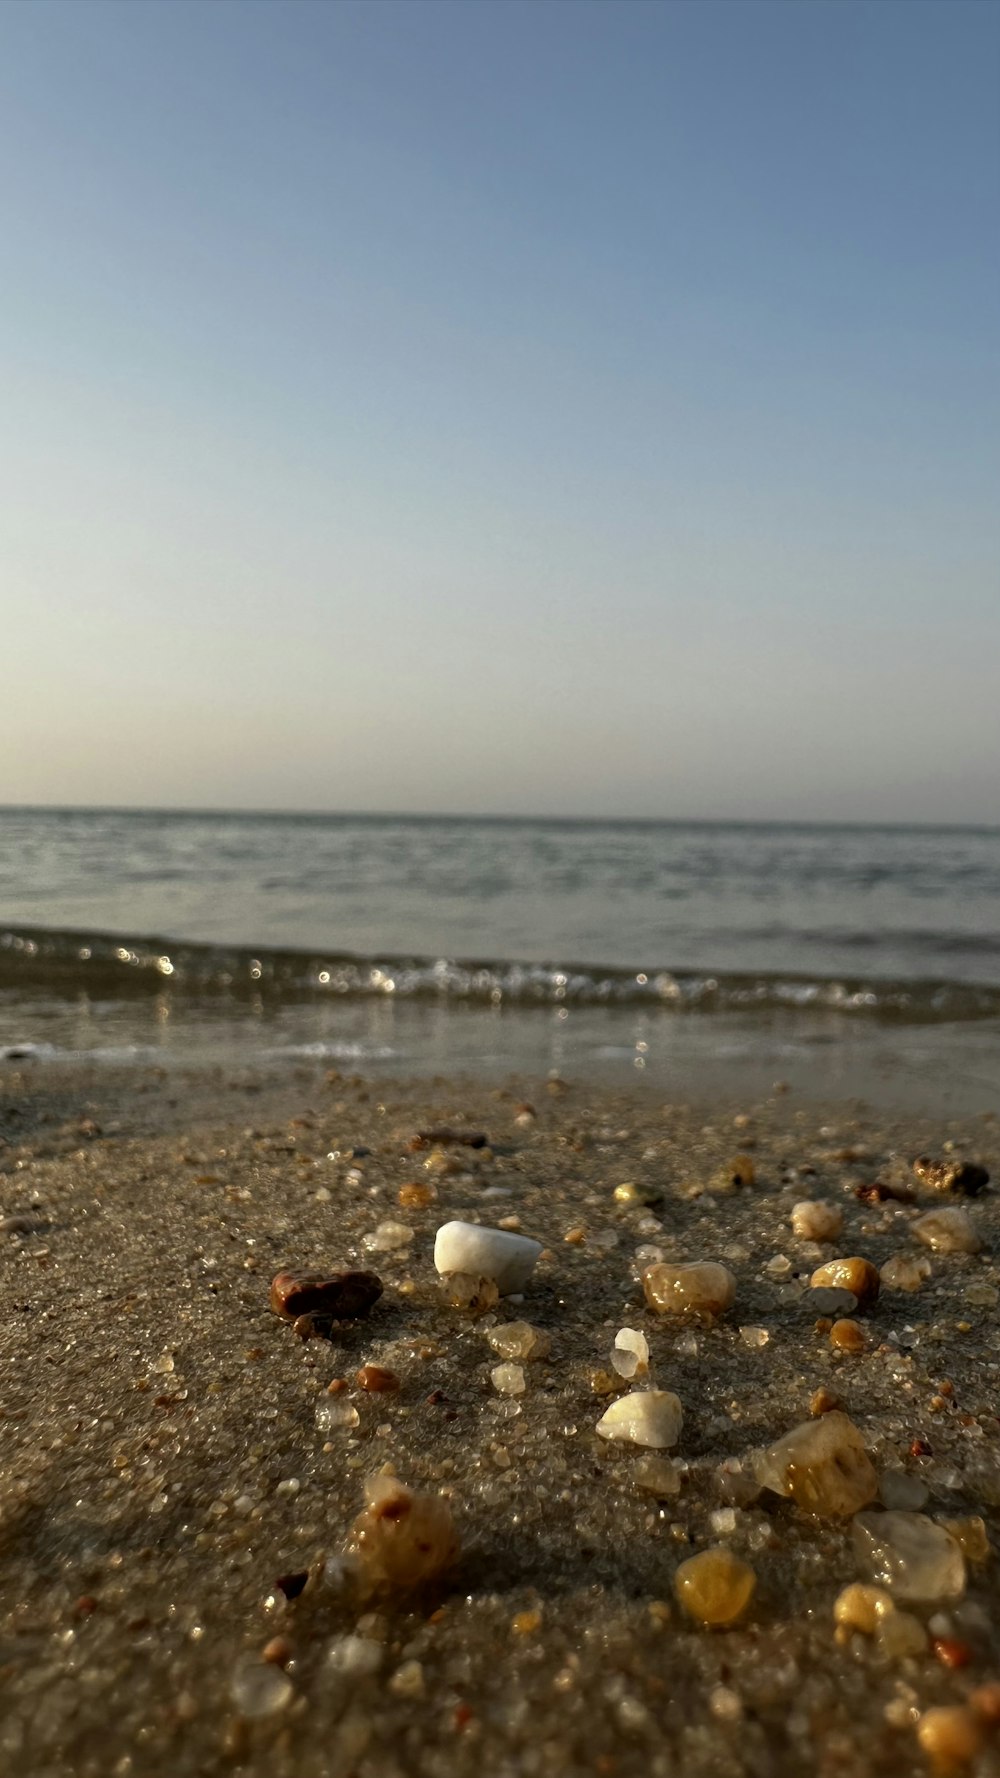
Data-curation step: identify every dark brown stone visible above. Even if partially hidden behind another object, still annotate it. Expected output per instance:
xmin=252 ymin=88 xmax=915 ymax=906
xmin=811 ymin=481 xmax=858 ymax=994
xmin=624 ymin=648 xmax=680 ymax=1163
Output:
xmin=913 ymin=1155 xmax=990 ymax=1196
xmin=409 ymin=1128 xmax=488 ymax=1151
xmin=269 ymin=1269 xmax=383 ymax=1322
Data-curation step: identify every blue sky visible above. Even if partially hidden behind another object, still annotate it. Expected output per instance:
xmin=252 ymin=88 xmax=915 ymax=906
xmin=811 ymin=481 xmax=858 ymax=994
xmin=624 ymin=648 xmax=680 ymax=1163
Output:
xmin=1 ymin=0 xmax=997 ymax=820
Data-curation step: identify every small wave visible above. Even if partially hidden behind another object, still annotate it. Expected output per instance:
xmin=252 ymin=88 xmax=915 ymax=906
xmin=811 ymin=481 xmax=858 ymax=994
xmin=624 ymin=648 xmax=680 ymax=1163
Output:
xmin=1 ymin=923 xmax=999 ymax=1025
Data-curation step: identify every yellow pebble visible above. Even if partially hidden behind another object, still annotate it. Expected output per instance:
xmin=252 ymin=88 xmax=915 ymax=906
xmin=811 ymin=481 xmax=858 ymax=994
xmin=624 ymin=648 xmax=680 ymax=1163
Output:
xmin=511 ymin=1609 xmax=542 ymax=1635
xmin=833 ymin=1582 xmax=895 ymax=1635
xmin=916 ymin=1705 xmax=983 ymax=1768
xmin=564 ymin=1226 xmax=586 ymax=1244
xmin=674 ymin=1547 xmax=756 ymax=1627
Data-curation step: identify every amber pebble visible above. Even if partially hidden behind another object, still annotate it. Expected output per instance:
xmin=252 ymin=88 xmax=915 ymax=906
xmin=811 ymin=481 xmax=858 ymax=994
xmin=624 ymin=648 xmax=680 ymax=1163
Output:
xmin=829 ymin=1318 xmax=866 ymax=1353
xmin=916 ymin=1706 xmax=983 ymax=1767
xmin=642 ymin=1260 xmax=736 ymax=1317
xmin=270 ymin=1270 xmax=383 ymax=1321
xmin=810 ymin=1387 xmax=842 ymax=1417
xmin=350 ymin=1474 xmax=459 ymax=1592
xmin=511 ymin=1609 xmax=542 ymax=1635
xmin=755 ymin=1411 xmax=878 ymax=1517
xmin=809 ymin=1257 xmax=880 ymax=1306
xmin=674 ymin=1548 xmax=756 ymax=1626
xmin=833 ymin=1582 xmax=895 ymax=1634
xmin=726 ymin=1154 xmax=756 ymax=1187
xmin=398 ymin=1182 xmax=436 ymax=1208
xmin=357 ymin=1366 xmax=400 ymax=1393
xmin=262 ymin=1636 xmax=292 ymax=1666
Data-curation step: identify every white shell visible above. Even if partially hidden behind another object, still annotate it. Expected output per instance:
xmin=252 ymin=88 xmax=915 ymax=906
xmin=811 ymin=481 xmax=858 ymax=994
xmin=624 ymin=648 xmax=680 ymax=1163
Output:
xmin=433 ymin=1220 xmax=543 ymax=1294
xmin=596 ymin=1389 xmax=683 ymax=1449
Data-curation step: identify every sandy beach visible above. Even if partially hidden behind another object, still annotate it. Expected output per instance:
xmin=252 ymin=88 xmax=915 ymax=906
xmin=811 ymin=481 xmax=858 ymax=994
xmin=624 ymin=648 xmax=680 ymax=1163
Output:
xmin=1 ymin=1058 xmax=998 ymax=1777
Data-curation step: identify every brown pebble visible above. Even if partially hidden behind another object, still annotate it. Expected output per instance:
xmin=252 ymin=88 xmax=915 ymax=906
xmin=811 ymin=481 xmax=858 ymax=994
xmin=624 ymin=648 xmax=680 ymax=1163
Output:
xmin=357 ymin=1365 xmax=400 ymax=1393
xmin=932 ymin=1636 xmax=973 ymax=1669
xmin=270 ymin=1269 xmax=383 ymax=1321
xmin=326 ymin=1378 xmax=349 ymax=1394
xmin=829 ymin=1318 xmax=866 ymax=1353
xmin=74 ymin=1595 xmax=99 ymax=1616
xmin=810 ymin=1387 xmax=842 ymax=1416
xmin=263 ymin=1636 xmax=292 ymax=1666
xmin=969 ymin=1683 xmax=1000 ymax=1724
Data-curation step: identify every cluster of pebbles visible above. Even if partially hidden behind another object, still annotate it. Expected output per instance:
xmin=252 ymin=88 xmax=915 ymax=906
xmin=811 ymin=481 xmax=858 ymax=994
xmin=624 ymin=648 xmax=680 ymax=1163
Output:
xmin=1 ymin=1061 xmax=999 ymax=1777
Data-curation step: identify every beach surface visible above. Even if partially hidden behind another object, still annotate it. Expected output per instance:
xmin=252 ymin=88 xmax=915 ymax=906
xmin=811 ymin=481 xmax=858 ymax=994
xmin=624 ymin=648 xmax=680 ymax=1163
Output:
xmin=1 ymin=1057 xmax=999 ymax=1778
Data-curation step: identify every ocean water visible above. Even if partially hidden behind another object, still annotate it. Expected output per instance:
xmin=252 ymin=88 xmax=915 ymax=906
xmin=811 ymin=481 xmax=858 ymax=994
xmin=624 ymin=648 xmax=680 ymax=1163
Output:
xmin=1 ymin=809 xmax=998 ymax=1107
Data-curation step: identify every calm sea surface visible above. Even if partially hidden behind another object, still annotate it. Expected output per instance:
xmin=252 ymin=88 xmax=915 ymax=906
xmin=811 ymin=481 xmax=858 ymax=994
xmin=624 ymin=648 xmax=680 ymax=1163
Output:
xmin=1 ymin=810 xmax=998 ymax=1106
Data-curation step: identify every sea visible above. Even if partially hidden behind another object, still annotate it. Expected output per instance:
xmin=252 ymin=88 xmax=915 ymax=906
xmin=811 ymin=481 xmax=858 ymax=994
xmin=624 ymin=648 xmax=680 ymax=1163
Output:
xmin=1 ymin=809 xmax=998 ymax=1112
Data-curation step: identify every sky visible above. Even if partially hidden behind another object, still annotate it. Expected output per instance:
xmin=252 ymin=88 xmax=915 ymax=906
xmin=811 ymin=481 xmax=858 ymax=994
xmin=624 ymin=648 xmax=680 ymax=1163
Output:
xmin=0 ymin=0 xmax=997 ymax=823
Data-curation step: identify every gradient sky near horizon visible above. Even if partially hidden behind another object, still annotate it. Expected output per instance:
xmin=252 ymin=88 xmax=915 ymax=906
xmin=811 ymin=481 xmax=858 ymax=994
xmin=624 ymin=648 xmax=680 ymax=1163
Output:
xmin=1 ymin=0 xmax=997 ymax=823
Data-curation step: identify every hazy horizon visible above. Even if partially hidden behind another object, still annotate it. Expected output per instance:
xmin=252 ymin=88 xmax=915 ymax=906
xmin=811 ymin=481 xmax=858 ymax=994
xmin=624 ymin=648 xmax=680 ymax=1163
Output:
xmin=2 ymin=0 xmax=997 ymax=825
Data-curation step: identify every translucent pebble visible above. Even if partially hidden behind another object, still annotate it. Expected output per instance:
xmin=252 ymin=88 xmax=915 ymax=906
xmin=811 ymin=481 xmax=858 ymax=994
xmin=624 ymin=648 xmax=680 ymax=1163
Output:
xmin=880 ymin=1254 xmax=932 ymax=1292
xmin=791 ymin=1200 xmax=844 ymax=1241
xmin=755 ymin=1411 xmax=878 ymax=1517
xmin=810 ymin=1257 xmax=880 ymax=1306
xmin=642 ymin=1261 xmax=736 ymax=1317
xmin=912 ymin=1208 xmax=982 ymax=1254
xmin=350 ymin=1474 xmax=459 ymax=1592
xmin=230 ymin=1661 xmax=294 ymax=1718
xmin=443 ymin=1272 xmax=500 ymax=1312
xmin=491 ymin=1362 xmax=526 ymax=1396
xmin=325 ymin=1634 xmax=382 ymax=1677
xmin=316 ymin=1398 xmax=361 ymax=1433
xmin=739 ymin=1326 xmax=770 ymax=1349
xmin=611 ymin=1327 xmax=650 ymax=1378
xmin=674 ymin=1547 xmax=756 ymax=1626
xmin=876 ymin=1610 xmax=928 ymax=1658
xmin=362 ymin=1220 xmax=415 ymax=1253
xmin=764 ymin=1253 xmax=792 ymax=1278
xmin=596 ymin=1389 xmax=683 ymax=1449
xmin=632 ymin=1453 xmax=681 ymax=1496
xmin=879 ymin=1470 xmax=929 ymax=1512
xmin=852 ymin=1511 xmax=966 ymax=1601
xmin=486 ymin=1321 xmax=551 ymax=1362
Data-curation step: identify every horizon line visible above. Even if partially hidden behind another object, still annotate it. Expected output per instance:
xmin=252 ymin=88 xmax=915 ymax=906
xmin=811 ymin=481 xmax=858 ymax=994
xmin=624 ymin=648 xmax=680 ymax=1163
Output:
xmin=1 ymin=803 xmax=998 ymax=835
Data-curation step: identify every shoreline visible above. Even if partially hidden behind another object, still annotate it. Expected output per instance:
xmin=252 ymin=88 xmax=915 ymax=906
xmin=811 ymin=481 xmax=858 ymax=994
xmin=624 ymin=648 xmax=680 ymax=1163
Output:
xmin=1 ymin=1059 xmax=999 ymax=1774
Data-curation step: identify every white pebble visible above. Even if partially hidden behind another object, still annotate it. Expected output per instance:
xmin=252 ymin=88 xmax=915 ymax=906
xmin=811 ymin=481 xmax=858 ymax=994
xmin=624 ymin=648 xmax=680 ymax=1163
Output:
xmin=326 ymin=1635 xmax=382 ymax=1677
xmin=230 ymin=1662 xmax=293 ymax=1718
xmin=791 ymin=1200 xmax=844 ymax=1241
xmin=362 ymin=1220 xmax=415 ymax=1253
xmin=596 ymin=1389 xmax=682 ymax=1450
xmin=434 ymin=1221 xmax=542 ymax=1294
xmin=491 ymin=1362 xmax=526 ymax=1396
xmin=611 ymin=1327 xmax=650 ymax=1379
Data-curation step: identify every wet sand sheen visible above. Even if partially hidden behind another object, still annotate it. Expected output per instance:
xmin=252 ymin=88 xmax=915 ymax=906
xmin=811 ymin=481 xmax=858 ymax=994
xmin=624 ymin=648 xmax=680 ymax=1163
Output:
xmin=1 ymin=1060 xmax=998 ymax=1777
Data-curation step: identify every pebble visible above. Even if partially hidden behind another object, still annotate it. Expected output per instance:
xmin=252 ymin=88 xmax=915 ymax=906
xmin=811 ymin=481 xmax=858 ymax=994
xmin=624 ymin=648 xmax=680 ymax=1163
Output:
xmin=398 ymin=1181 xmax=436 ymax=1208
xmin=852 ymin=1511 xmax=966 ymax=1601
xmin=913 ymin=1155 xmax=990 ymax=1196
xmin=434 ymin=1221 xmax=543 ymax=1294
xmin=809 ymin=1257 xmax=880 ymax=1306
xmin=876 ymin=1610 xmax=928 ymax=1659
xmin=350 ymin=1473 xmax=459 ymax=1592
xmin=389 ymin=1659 xmax=425 ymax=1698
xmin=230 ymin=1661 xmax=294 ymax=1718
xmin=632 ymin=1453 xmax=682 ymax=1497
xmin=486 ymin=1321 xmax=551 ymax=1362
xmin=610 ymin=1326 xmax=650 ymax=1378
xmin=613 ymin=1181 xmax=662 ymax=1207
xmin=442 ymin=1272 xmax=500 ymax=1311
xmin=833 ymin=1582 xmax=895 ymax=1634
xmin=642 ymin=1261 xmax=737 ymax=1317
xmin=491 ymin=1362 xmax=526 ymax=1396
xmin=596 ymin=1389 xmax=683 ymax=1449
xmin=829 ymin=1317 xmax=866 ymax=1353
xmin=802 ymin=1286 xmax=858 ymax=1317
xmin=315 ymin=1398 xmax=360 ymax=1433
xmin=356 ymin=1366 xmax=400 ymax=1393
xmin=880 ymin=1253 xmax=932 ymax=1292
xmin=326 ymin=1635 xmax=382 ymax=1680
xmin=364 ymin=1220 xmax=416 ymax=1254
xmin=913 ymin=1207 xmax=982 ymax=1254
xmin=755 ymin=1411 xmax=879 ymax=1516
xmin=791 ymin=1200 xmax=844 ymax=1241
xmin=879 ymin=1470 xmax=929 ymax=1511
xmin=270 ymin=1269 xmax=383 ymax=1321
xmin=674 ymin=1548 xmax=756 ymax=1626
xmin=916 ymin=1705 xmax=983 ymax=1767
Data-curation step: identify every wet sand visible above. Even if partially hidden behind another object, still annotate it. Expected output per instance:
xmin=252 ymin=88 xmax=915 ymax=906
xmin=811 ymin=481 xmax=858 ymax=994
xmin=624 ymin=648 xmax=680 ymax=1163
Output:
xmin=1 ymin=1059 xmax=999 ymax=1778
